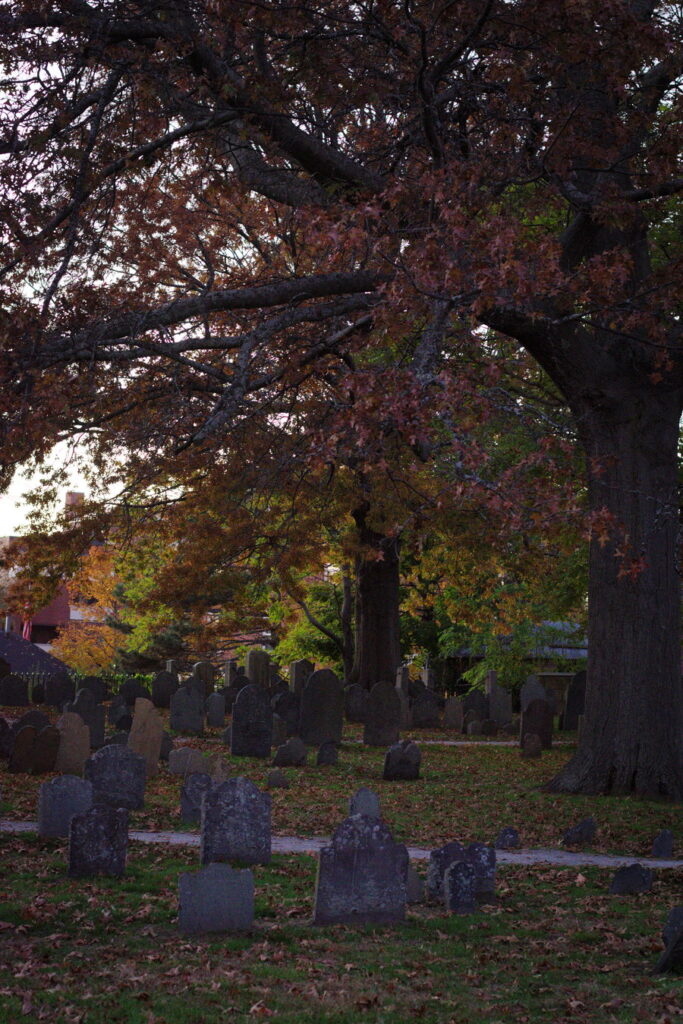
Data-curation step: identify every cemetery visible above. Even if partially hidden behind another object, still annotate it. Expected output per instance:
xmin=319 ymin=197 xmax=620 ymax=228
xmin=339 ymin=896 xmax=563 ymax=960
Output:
xmin=1 ymin=658 xmax=682 ymax=1023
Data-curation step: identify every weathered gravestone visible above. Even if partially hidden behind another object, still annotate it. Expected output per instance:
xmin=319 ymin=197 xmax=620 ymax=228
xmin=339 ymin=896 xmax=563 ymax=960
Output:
xmin=349 ymin=787 xmax=381 ymax=819
xmin=271 ymin=690 xmax=300 ymax=736
xmin=655 ymin=908 xmax=683 ymax=974
xmin=0 ymin=716 xmax=11 ymax=758
xmin=272 ymin=736 xmax=307 ymax=767
xmin=520 ymin=698 xmax=553 ymax=750
xmin=383 ymin=739 xmax=421 ymax=780
xmin=205 ymin=692 xmax=226 ymax=728
xmin=220 ymin=682 xmax=246 ymax=714
xmin=107 ymin=694 xmax=129 ymax=727
xmin=313 ymin=815 xmax=408 ymax=926
xmin=201 ymin=777 xmax=271 ymax=866
xmin=520 ymin=675 xmax=548 ymax=712
xmin=652 ymin=830 xmax=674 ymax=858
xmin=289 ymin=658 xmax=314 ymax=696
xmin=160 ymin=731 xmax=174 ymax=762
xmin=8 ymin=725 xmax=60 ymax=774
xmin=38 ymin=776 xmax=93 ymax=838
xmin=151 ymin=670 xmax=179 ymax=709
xmin=168 ymin=746 xmax=210 ymax=775
xmin=231 ymin=683 xmax=273 ymax=758
xmin=271 ymin=713 xmax=287 ymax=747
xmin=609 ymin=863 xmax=653 ymax=895
xmin=466 ymin=842 xmax=497 ymax=903
xmin=462 ymin=691 xmax=490 ymax=724
xmin=0 ymin=673 xmax=29 ymax=706
xmin=54 ymin=711 xmax=91 ymax=776
xmin=170 ymin=685 xmax=205 ymax=735
xmin=466 ymin=720 xmax=483 ymax=736
xmin=119 ymin=678 xmax=152 ymax=706
xmin=222 ymin=659 xmax=239 ymax=686
xmin=317 ymin=741 xmax=338 ymax=766
xmin=426 ymin=841 xmax=465 ymax=902
xmin=406 ymin=865 xmax=424 ymax=904
xmin=10 ymin=708 xmax=50 ymax=735
xmin=69 ymin=805 xmax=128 ymax=878
xmin=299 ymin=670 xmax=344 ymax=746
xmin=180 ymin=772 xmax=214 ymax=825
xmin=245 ymin=649 xmax=271 ymax=689
xmin=562 ymin=816 xmax=597 ymax=847
xmin=411 ymin=691 xmax=441 ymax=728
xmin=485 ymin=671 xmax=513 ymax=726
xmin=192 ymin=661 xmax=216 ymax=697
xmin=64 ymin=688 xmax=105 ymax=749
xmin=560 ymin=669 xmax=586 ymax=731
xmin=444 ymin=861 xmax=479 ymax=914
xmin=79 ymin=675 xmax=107 ymax=702
xmin=179 ymin=863 xmax=254 ymax=934
xmin=363 ymin=682 xmax=401 ymax=747
xmin=266 ymin=768 xmax=289 ymax=789
xmin=495 ymin=827 xmax=521 ymax=850
xmin=395 ymin=664 xmax=411 ymax=697
xmin=443 ymin=696 xmax=464 ymax=730
xmin=44 ymin=676 xmax=76 ymax=709
xmin=521 ymin=733 xmax=543 ymax=758
xmin=127 ymin=698 xmax=163 ymax=778
xmin=344 ymin=683 xmax=369 ymax=724
xmin=85 ymin=744 xmax=146 ymax=810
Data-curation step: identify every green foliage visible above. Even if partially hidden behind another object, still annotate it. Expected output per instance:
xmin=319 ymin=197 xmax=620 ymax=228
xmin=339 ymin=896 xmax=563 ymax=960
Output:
xmin=273 ymin=580 xmax=346 ymax=675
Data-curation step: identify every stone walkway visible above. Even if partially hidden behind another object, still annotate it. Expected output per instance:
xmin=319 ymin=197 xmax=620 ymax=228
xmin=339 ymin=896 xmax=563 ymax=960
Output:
xmin=2 ymin=819 xmax=681 ymax=870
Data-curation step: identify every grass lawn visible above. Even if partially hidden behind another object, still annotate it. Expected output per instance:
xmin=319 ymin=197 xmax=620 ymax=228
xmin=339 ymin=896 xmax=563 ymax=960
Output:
xmin=1 ymin=703 xmax=682 ymax=1022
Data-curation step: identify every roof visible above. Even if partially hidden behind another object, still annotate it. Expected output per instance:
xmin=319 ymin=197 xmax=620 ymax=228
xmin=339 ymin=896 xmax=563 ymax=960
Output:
xmin=0 ymin=631 xmax=72 ymax=677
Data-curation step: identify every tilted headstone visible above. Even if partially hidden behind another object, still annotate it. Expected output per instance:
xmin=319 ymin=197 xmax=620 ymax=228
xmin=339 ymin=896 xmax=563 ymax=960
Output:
xmin=349 ymin=787 xmax=380 ymax=819
xmin=313 ymin=815 xmax=408 ymax=926
xmin=289 ymin=659 xmax=313 ymax=696
xmin=127 ymin=698 xmax=163 ymax=778
xmin=609 ymin=863 xmax=652 ymax=895
xmin=363 ymin=682 xmax=401 ymax=747
xmin=272 ymin=736 xmax=307 ymax=767
xmin=520 ymin=675 xmax=548 ymax=712
xmin=495 ymin=827 xmax=520 ymax=850
xmin=383 ymin=739 xmax=421 ymax=780
xmin=466 ymin=842 xmax=496 ymax=903
xmin=38 ymin=775 xmax=93 ymax=838
xmin=231 ymin=683 xmax=273 ymax=758
xmin=271 ymin=690 xmax=300 ymax=736
xmin=426 ymin=841 xmax=465 ymax=902
xmin=68 ymin=805 xmax=128 ymax=878
xmin=119 ymin=678 xmax=152 ymax=706
xmin=245 ymin=649 xmax=271 ymax=689
xmin=85 ymin=744 xmax=146 ymax=810
xmin=64 ymin=688 xmax=105 ymax=749
xmin=485 ymin=671 xmax=513 ymax=726
xmin=179 ymin=863 xmax=254 ymax=934
xmin=168 ymin=746 xmax=210 ymax=775
xmin=317 ymin=740 xmax=338 ymax=766
xmin=201 ymin=777 xmax=271 ymax=866
xmin=79 ymin=675 xmax=107 ymax=702
xmin=344 ymin=683 xmax=369 ymax=724
xmin=561 ymin=815 xmax=597 ymax=847
xmin=411 ymin=691 xmax=441 ymax=728
xmin=561 ymin=669 xmax=586 ymax=730
xmin=0 ymin=673 xmax=29 ymax=706
xmin=205 ymin=692 xmax=226 ymax=728
xmin=192 ymin=661 xmax=216 ymax=697
xmin=444 ymin=860 xmax=479 ymax=914
xmin=170 ymin=685 xmax=205 ymax=735
xmin=44 ymin=676 xmax=76 ymax=709
xmin=520 ymin=698 xmax=553 ymax=750
xmin=652 ymin=829 xmax=674 ymax=859
xmin=180 ymin=772 xmax=214 ymax=825
xmin=299 ymin=670 xmax=344 ymax=745
xmin=443 ymin=696 xmax=464 ymax=730
xmin=151 ymin=670 xmax=179 ymax=709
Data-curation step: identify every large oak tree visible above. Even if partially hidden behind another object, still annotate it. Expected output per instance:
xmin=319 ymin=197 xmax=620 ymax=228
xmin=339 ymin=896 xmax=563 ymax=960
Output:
xmin=0 ymin=0 xmax=681 ymax=795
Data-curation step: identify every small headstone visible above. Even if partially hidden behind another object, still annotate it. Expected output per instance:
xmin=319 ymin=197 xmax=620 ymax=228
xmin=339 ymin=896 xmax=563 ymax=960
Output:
xmin=231 ymin=683 xmax=273 ymax=758
xmin=127 ymin=698 xmax=163 ymax=778
xmin=444 ymin=860 xmax=479 ymax=914
xmin=205 ymin=692 xmax=226 ymax=728
xmin=266 ymin=768 xmax=289 ymax=789
xmin=344 ymin=683 xmax=369 ymax=724
xmin=495 ymin=827 xmax=520 ymax=850
xmin=520 ymin=698 xmax=553 ymax=750
xmin=0 ymin=673 xmax=29 ymax=706
xmin=201 ymin=777 xmax=271 ymax=866
xmin=85 ymin=745 xmax=146 ymax=810
xmin=443 ymin=696 xmax=463 ymax=730
xmin=426 ymin=841 xmax=465 ymax=902
xmin=349 ymin=787 xmax=380 ymax=819
xmin=8 ymin=725 xmax=37 ymax=772
xmin=68 ymin=804 xmax=128 ymax=878
xmin=383 ymin=739 xmax=421 ymax=780
xmin=652 ymin=829 xmax=674 ymax=859
xmin=179 ymin=863 xmax=254 ymax=934
xmin=411 ymin=691 xmax=441 ymax=728
xmin=169 ymin=685 xmax=205 ymax=736
xmin=317 ymin=741 xmax=338 ymax=766
xmin=521 ymin=733 xmax=542 ymax=758
xmin=466 ymin=842 xmax=496 ymax=903
xmin=520 ymin=675 xmax=547 ymax=712
xmin=64 ymin=688 xmax=105 ymax=749
xmin=299 ymin=670 xmax=344 ymax=746
xmin=289 ymin=658 xmax=313 ymax=696
xmin=663 ymin=907 xmax=683 ymax=948
xmin=38 ymin=776 xmax=93 ymax=838
xmin=561 ymin=669 xmax=586 ymax=730
xmin=363 ymin=682 xmax=401 ymax=747
xmin=180 ymin=772 xmax=213 ymax=825
xmin=272 ymin=736 xmax=307 ymax=767
xmin=118 ymin=678 xmax=152 ymax=706
xmin=151 ymin=670 xmax=179 ymax=708
xmin=561 ymin=816 xmax=597 ymax=847
xmin=313 ymin=815 xmax=408 ymax=926
xmin=245 ymin=649 xmax=271 ymax=689
xmin=609 ymin=863 xmax=652 ymax=895
xmin=168 ymin=747 xmax=210 ymax=775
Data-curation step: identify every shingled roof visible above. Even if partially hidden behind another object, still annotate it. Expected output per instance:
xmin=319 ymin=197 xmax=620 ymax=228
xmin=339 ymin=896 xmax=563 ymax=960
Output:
xmin=0 ymin=632 xmax=72 ymax=677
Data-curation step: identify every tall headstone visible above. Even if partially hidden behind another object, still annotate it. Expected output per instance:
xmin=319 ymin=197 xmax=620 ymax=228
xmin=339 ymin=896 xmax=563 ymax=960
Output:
xmin=520 ymin=675 xmax=548 ymax=712
xmin=344 ymin=683 xmax=369 ymax=724
xmin=313 ymin=815 xmax=408 ymax=926
xmin=363 ymin=682 xmax=401 ymax=747
xmin=231 ymin=683 xmax=273 ymax=758
xmin=205 ymin=692 xmax=226 ymax=728
xmin=485 ymin=671 xmax=513 ymax=726
xmin=200 ymin=777 xmax=271 ymax=866
xmin=245 ymin=649 xmax=271 ymax=689
xmin=520 ymin=698 xmax=553 ymax=750
xmin=64 ymin=688 xmax=105 ymax=748
xmin=222 ymin=660 xmax=239 ymax=686
xmin=127 ymin=698 xmax=163 ymax=778
xmin=85 ymin=745 xmax=146 ymax=810
xmin=271 ymin=690 xmax=300 ymax=736
xmin=151 ymin=670 xmax=179 ymax=709
xmin=68 ymin=805 xmax=128 ymax=878
xmin=170 ymin=685 xmax=205 ymax=735
xmin=38 ymin=776 xmax=93 ymax=838
xmin=299 ymin=670 xmax=344 ymax=745
xmin=179 ymin=863 xmax=254 ymax=934
xmin=411 ymin=691 xmax=441 ymax=728
xmin=289 ymin=659 xmax=313 ymax=696
xmin=192 ymin=661 xmax=216 ymax=697
xmin=443 ymin=696 xmax=464 ymax=730
xmin=561 ymin=670 xmax=586 ymax=731
xmin=395 ymin=664 xmax=411 ymax=697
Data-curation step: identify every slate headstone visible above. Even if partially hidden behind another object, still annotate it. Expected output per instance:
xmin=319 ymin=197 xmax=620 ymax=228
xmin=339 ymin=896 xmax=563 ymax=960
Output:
xmin=383 ymin=739 xmax=421 ymax=780
xmin=652 ymin=829 xmax=674 ymax=859
xmin=180 ymin=772 xmax=213 ymax=825
xmin=363 ymin=682 xmax=401 ymax=747
xmin=485 ymin=671 xmax=513 ymax=726
xmin=609 ymin=863 xmax=653 ymax=895
xmin=38 ymin=775 xmax=93 ymax=838
xmin=349 ymin=786 xmax=381 ymax=819
xmin=462 ymin=691 xmax=490 ymax=723
xmin=272 ymin=736 xmax=307 ymax=767
xmin=245 ymin=649 xmax=271 ymax=689
xmin=168 ymin=747 xmax=210 ymax=775
xmin=289 ymin=659 xmax=314 ymax=696
xmin=299 ymin=670 xmax=344 ymax=746
xmin=561 ymin=816 xmax=597 ymax=847
xmin=192 ymin=660 xmax=216 ymax=696
xmin=520 ymin=698 xmax=553 ymax=750
xmin=64 ymin=688 xmax=105 ymax=749
xmin=521 ymin=733 xmax=542 ymax=758
xmin=201 ymin=777 xmax=271 ymax=866
xmin=561 ymin=669 xmax=586 ymax=731
xmin=411 ymin=691 xmax=441 ymax=728
xmin=179 ymin=863 xmax=254 ymax=934
xmin=107 ymin=694 xmax=129 ymax=727
xmin=317 ymin=741 xmax=338 ymax=766
xmin=271 ymin=690 xmax=300 ymax=736
xmin=443 ymin=696 xmax=464 ymax=731
xmin=127 ymin=698 xmax=163 ymax=778
xmin=222 ymin=659 xmax=239 ymax=686
xmin=68 ymin=805 xmax=128 ymax=878
xmin=205 ymin=692 xmax=226 ymax=728
xmin=426 ymin=841 xmax=465 ymax=902
xmin=170 ymin=685 xmax=205 ymax=736
xmin=444 ymin=860 xmax=479 ymax=914
xmin=344 ymin=683 xmax=369 ymax=724
xmin=151 ymin=670 xmax=179 ymax=708
xmin=520 ymin=675 xmax=548 ymax=712
xmin=85 ymin=744 xmax=146 ymax=810
xmin=231 ymin=683 xmax=273 ymax=758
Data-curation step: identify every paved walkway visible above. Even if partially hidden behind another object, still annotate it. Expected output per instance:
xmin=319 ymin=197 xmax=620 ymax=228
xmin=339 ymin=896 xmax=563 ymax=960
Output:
xmin=3 ymin=819 xmax=681 ymax=870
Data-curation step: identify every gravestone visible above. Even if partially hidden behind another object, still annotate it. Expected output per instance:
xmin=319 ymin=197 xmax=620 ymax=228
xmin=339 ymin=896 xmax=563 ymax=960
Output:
xmin=245 ymin=649 xmax=271 ymax=689
xmin=44 ymin=676 xmax=76 ymax=708
xmin=480 ymin=719 xmax=499 ymax=736
xmin=168 ymin=747 xmax=210 ymax=775
xmin=411 ymin=691 xmax=441 ymax=728
xmin=179 ymin=863 xmax=254 ymax=934
xmin=426 ymin=841 xmax=465 ymax=902
xmin=107 ymin=694 xmax=129 ymax=727
xmin=349 ymin=787 xmax=380 ymax=819
xmin=0 ymin=673 xmax=29 ymax=706
xmin=160 ymin=731 xmax=174 ymax=762
xmin=655 ymin=909 xmax=683 ymax=974
xmin=271 ymin=691 xmax=300 ymax=736
xmin=272 ymin=736 xmax=307 ymax=767
xmin=344 ymin=684 xmax=369 ymax=724
xmin=444 ymin=861 xmax=479 ymax=914
xmin=271 ymin=713 xmax=287 ymax=747
xmin=54 ymin=712 xmax=91 ymax=774
xmin=520 ymin=698 xmax=553 ymax=750
xmin=466 ymin=720 xmax=483 ymax=736
xmin=609 ymin=863 xmax=652 ymax=895
xmin=64 ymin=688 xmax=105 ymax=748
xmin=205 ymin=692 xmax=226 ymax=728
xmin=231 ymin=683 xmax=273 ymax=758
xmin=8 ymin=724 xmax=38 ymax=772
xmin=221 ymin=682 xmax=245 ymax=714
xmin=180 ymin=772 xmax=213 ymax=825
xmin=521 ymin=733 xmax=542 ymax=758
xmin=85 ymin=744 xmax=146 ymax=810
xmin=192 ymin=661 xmax=216 ymax=697
xmin=0 ymin=716 xmax=11 ymax=758
xmin=127 ymin=698 xmax=163 ymax=778
xmin=151 ymin=670 xmax=179 ymax=708
xmin=166 ymin=659 xmax=181 ymax=675
xmin=266 ymin=769 xmax=289 ymax=789
xmin=10 ymin=709 xmax=50 ymax=735
xmin=201 ymin=777 xmax=271 ymax=866
xmin=462 ymin=691 xmax=490 ymax=723
xmin=652 ymin=830 xmax=674 ymax=858
xmin=443 ymin=696 xmax=464 ymax=730
xmin=485 ymin=671 xmax=513 ymax=726
xmin=495 ymin=827 xmax=520 ymax=850
xmin=79 ymin=675 xmax=107 ymax=702
xmin=561 ymin=816 xmax=597 ymax=847
xmin=9 ymin=725 xmax=60 ymax=774
xmin=222 ymin=659 xmax=239 ymax=686
xmin=119 ymin=678 xmax=152 ymax=706
xmin=68 ymin=805 xmax=128 ymax=878
xmin=383 ymin=739 xmax=421 ymax=780
xmin=170 ymin=685 xmax=205 ymax=735
xmin=406 ymin=865 xmax=424 ymax=904
xmin=466 ymin=842 xmax=497 ymax=903
xmin=299 ymin=670 xmax=344 ymax=746
xmin=520 ymin=675 xmax=548 ymax=712
xmin=363 ymin=682 xmax=401 ymax=747
xmin=561 ymin=669 xmax=586 ymax=730
xmin=38 ymin=775 xmax=93 ymax=838
xmin=313 ymin=815 xmax=408 ymax=926
xmin=395 ymin=664 xmax=411 ymax=697
xmin=317 ymin=741 xmax=338 ymax=766
xmin=289 ymin=659 xmax=314 ymax=696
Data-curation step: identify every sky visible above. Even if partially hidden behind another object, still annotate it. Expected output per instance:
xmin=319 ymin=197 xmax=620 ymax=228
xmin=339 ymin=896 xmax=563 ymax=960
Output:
xmin=0 ymin=448 xmax=91 ymax=538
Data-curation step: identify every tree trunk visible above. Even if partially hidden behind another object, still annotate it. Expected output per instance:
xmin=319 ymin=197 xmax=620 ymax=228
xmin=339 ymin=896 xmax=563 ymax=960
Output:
xmin=349 ymin=503 xmax=402 ymax=689
xmin=340 ymin=569 xmax=355 ymax=684
xmin=548 ymin=387 xmax=683 ymax=798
